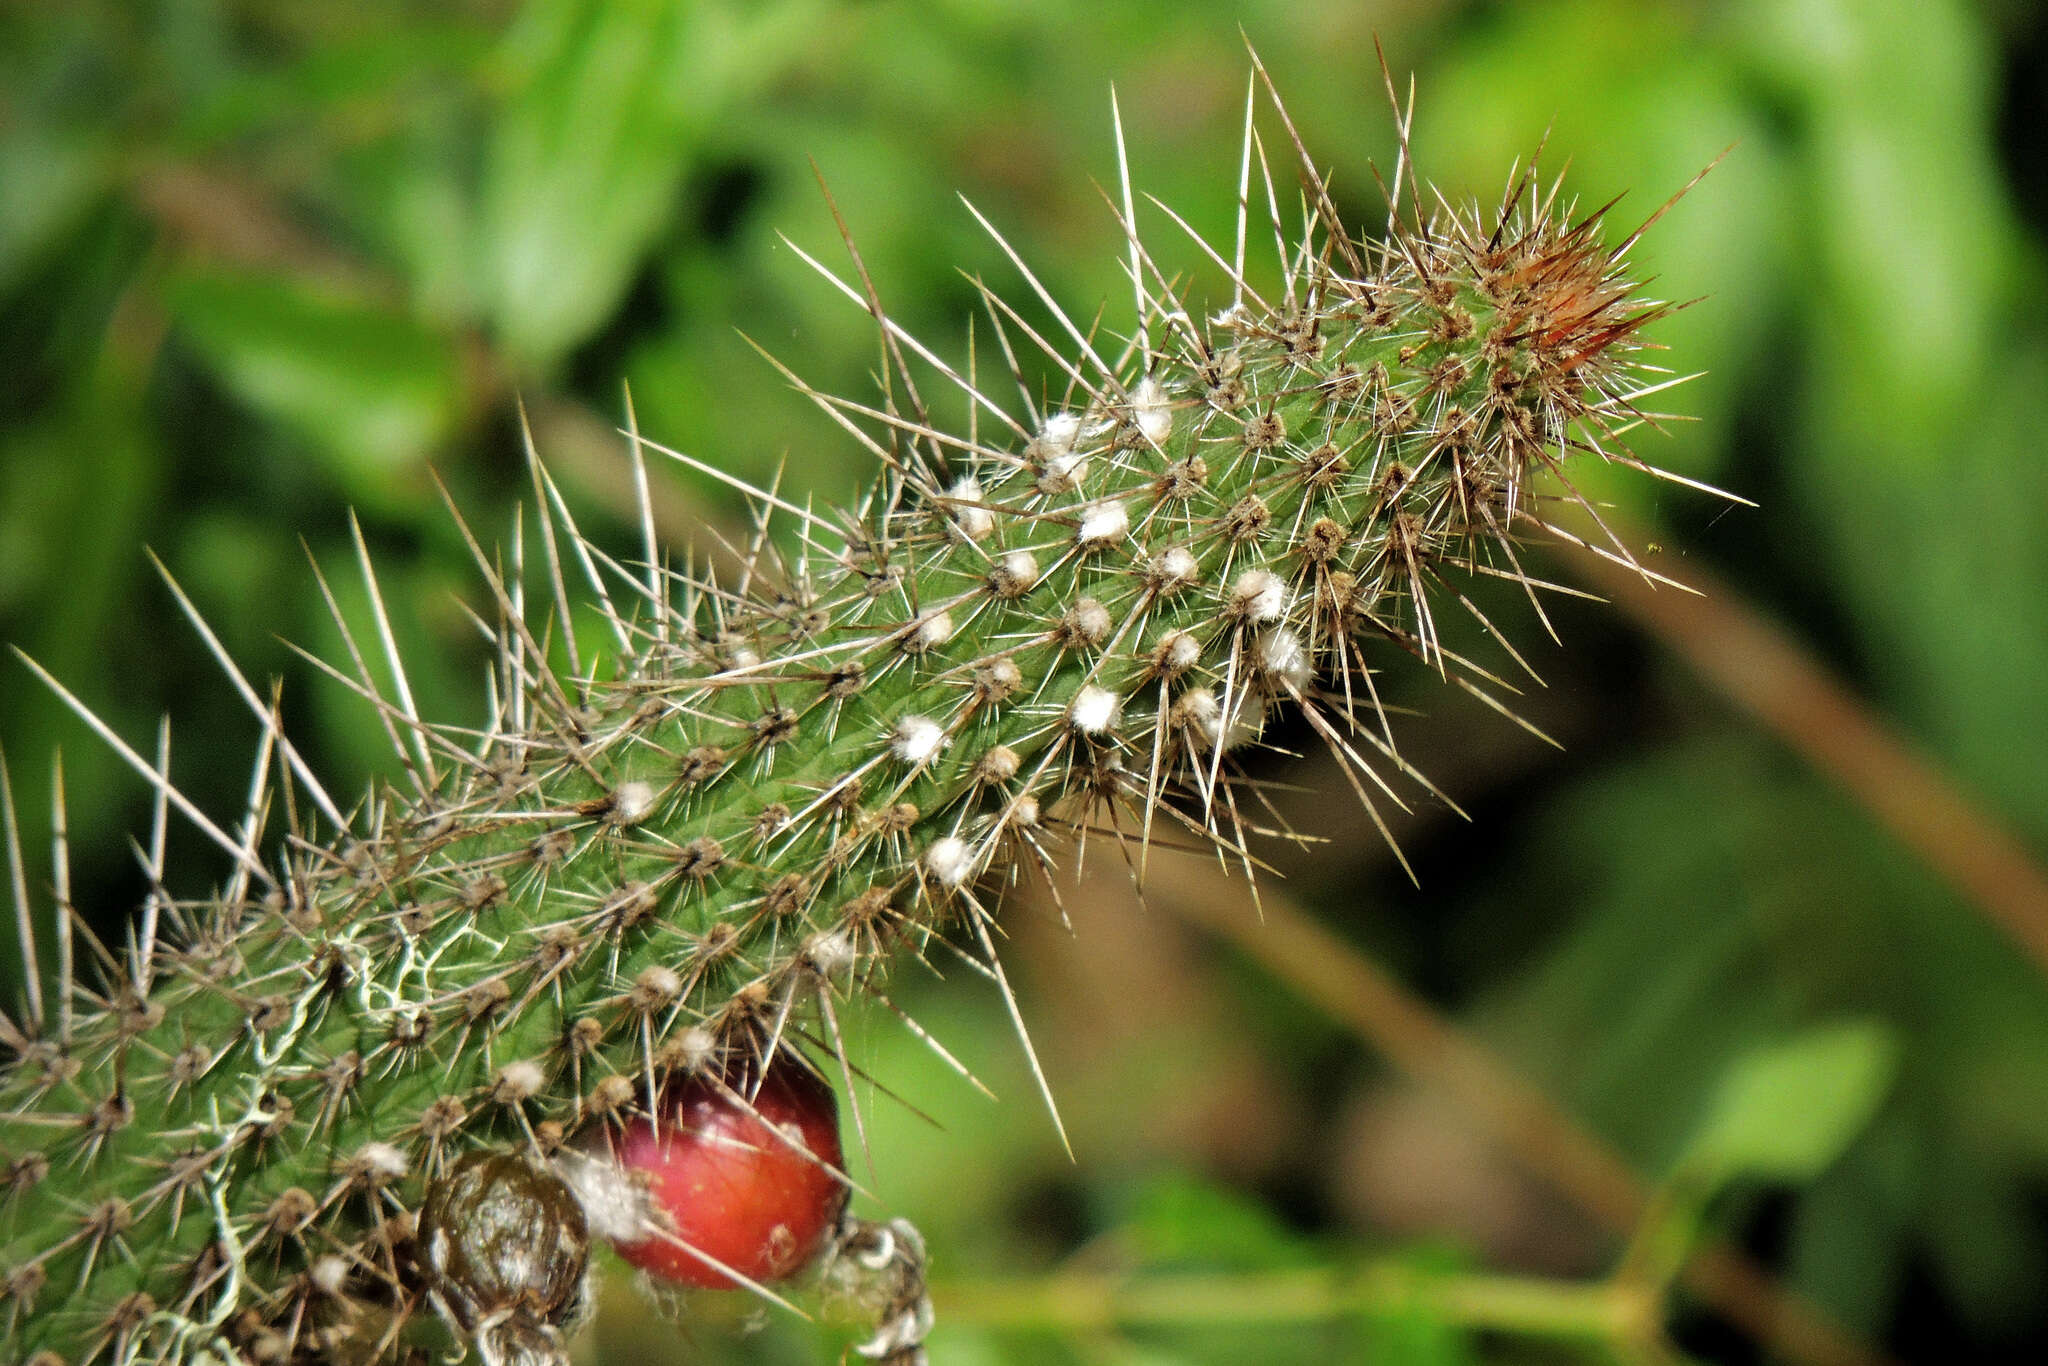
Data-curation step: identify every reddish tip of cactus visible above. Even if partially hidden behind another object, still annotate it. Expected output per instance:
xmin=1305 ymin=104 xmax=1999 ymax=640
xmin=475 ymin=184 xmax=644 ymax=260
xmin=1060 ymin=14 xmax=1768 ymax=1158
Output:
xmin=608 ymin=1060 xmax=847 ymax=1290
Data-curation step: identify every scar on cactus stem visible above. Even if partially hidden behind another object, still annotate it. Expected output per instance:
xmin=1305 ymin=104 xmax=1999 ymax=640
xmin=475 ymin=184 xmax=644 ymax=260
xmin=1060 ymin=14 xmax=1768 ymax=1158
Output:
xmin=417 ymin=1152 xmax=591 ymax=1365
xmin=0 ymin=47 xmax=1726 ymax=1366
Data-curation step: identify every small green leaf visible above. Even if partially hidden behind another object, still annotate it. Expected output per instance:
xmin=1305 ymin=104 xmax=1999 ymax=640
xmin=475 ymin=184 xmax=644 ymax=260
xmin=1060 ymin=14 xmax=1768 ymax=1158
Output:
xmin=1683 ymin=1019 xmax=1899 ymax=1185
xmin=1120 ymin=1173 xmax=1316 ymax=1272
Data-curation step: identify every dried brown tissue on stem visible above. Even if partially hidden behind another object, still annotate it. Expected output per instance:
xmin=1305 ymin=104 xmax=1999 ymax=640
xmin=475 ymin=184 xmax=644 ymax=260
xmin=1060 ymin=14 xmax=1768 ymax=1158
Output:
xmin=0 ymin=50 xmax=1720 ymax=1366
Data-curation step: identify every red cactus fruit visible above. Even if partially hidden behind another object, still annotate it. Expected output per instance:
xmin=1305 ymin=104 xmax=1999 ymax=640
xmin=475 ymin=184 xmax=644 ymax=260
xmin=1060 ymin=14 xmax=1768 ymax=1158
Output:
xmin=608 ymin=1059 xmax=848 ymax=1290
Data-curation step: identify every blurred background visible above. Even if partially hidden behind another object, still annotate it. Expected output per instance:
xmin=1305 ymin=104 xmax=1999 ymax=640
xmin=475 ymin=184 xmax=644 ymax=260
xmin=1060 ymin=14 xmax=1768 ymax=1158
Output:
xmin=5 ymin=0 xmax=2048 ymax=1362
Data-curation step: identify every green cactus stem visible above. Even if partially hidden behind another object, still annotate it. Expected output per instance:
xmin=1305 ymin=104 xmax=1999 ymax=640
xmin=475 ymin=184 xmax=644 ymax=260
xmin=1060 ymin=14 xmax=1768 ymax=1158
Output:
xmin=0 ymin=60 xmax=1707 ymax=1366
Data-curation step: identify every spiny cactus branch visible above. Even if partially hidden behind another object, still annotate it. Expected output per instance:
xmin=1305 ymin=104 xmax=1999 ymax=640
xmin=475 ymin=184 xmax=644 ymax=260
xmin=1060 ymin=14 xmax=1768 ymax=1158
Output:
xmin=0 ymin=59 xmax=1716 ymax=1366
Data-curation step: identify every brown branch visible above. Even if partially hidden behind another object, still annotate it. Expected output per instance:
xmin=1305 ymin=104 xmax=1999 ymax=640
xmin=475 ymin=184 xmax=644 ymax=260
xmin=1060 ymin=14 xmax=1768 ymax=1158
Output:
xmin=1575 ymin=527 xmax=2048 ymax=980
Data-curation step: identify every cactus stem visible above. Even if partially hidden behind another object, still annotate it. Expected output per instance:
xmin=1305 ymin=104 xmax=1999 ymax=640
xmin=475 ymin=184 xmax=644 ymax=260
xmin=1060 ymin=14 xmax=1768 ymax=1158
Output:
xmin=0 ymin=57 xmax=1728 ymax=1366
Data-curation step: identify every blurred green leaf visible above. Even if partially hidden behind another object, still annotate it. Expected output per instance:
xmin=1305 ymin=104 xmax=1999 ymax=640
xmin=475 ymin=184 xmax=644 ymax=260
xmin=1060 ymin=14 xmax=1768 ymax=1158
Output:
xmin=335 ymin=120 xmax=481 ymax=327
xmin=1681 ymin=1019 xmax=1898 ymax=1185
xmin=1119 ymin=1173 xmax=1317 ymax=1272
xmin=1781 ymin=1107 xmax=1915 ymax=1337
xmin=164 ymin=268 xmax=458 ymax=509
xmin=0 ymin=359 xmax=161 ymax=985
xmin=0 ymin=127 xmax=108 ymax=298
xmin=477 ymin=0 xmax=826 ymax=368
xmin=1356 ymin=1307 xmax=1477 ymax=1366
xmin=1351 ymin=1248 xmax=1484 ymax=1366
xmin=173 ymin=21 xmax=489 ymax=148
xmin=1726 ymin=0 xmax=2048 ymax=850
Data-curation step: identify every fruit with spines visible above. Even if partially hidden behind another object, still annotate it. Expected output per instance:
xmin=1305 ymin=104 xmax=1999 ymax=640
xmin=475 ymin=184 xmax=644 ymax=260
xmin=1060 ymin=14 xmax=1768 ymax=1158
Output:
xmin=0 ymin=55 xmax=1709 ymax=1365
xmin=600 ymin=1051 xmax=846 ymax=1292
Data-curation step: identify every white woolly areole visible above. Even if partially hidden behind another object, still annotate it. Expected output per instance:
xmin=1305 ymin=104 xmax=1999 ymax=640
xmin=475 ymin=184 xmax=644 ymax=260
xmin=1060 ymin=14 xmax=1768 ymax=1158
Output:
xmin=311 ymin=1254 xmax=351 ymax=1297
xmin=1152 ymin=546 xmax=1199 ymax=592
xmin=1133 ymin=375 xmax=1173 ymax=445
xmin=634 ymin=963 xmax=682 ymax=1002
xmin=1041 ymin=449 xmax=1088 ymax=491
xmin=1256 ymin=627 xmax=1311 ymax=690
xmin=1070 ymin=598 xmax=1113 ymax=643
xmin=1039 ymin=411 xmax=1082 ymax=456
xmin=1076 ymin=500 xmax=1129 ymax=550
xmin=997 ymin=549 xmax=1040 ymax=589
xmin=1179 ymin=687 xmax=1265 ymax=751
xmin=1224 ymin=695 xmax=1268 ymax=749
xmin=1231 ymin=569 xmax=1288 ymax=624
xmin=555 ymin=1148 xmax=650 ymax=1245
xmin=1179 ymin=687 xmax=1222 ymax=743
xmin=495 ymin=1058 xmax=545 ymax=1100
xmin=949 ymin=476 xmax=995 ymax=540
xmin=925 ymin=835 xmax=977 ymax=888
xmin=1067 ymin=684 xmax=1120 ymax=735
xmin=911 ymin=610 xmax=955 ymax=651
xmin=1156 ymin=627 xmax=1201 ymax=675
xmin=356 ymin=1141 xmax=409 ymax=1181
xmin=672 ymin=1025 xmax=718 ymax=1072
xmin=806 ymin=929 xmax=857 ymax=976
xmin=610 ymin=779 xmax=658 ymax=826
xmin=890 ymin=714 xmax=947 ymax=765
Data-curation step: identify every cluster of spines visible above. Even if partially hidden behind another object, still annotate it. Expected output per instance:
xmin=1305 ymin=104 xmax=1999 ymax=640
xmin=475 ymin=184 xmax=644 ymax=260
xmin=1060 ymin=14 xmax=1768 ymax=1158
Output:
xmin=0 ymin=61 xmax=1701 ymax=1366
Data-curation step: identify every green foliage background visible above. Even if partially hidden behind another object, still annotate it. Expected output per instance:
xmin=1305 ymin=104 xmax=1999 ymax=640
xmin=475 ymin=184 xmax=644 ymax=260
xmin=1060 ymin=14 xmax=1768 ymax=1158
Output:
xmin=4 ymin=1 xmax=2047 ymax=1362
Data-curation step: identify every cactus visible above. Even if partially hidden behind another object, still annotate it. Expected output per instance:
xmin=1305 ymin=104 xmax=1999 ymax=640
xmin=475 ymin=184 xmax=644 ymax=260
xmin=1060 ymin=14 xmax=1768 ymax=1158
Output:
xmin=0 ymin=56 xmax=1706 ymax=1366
